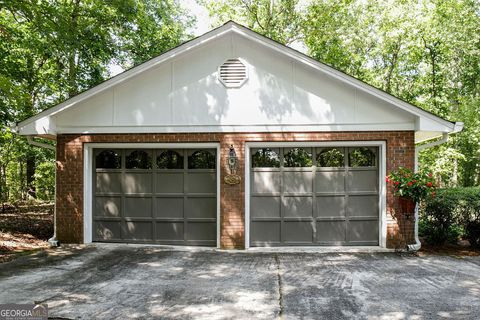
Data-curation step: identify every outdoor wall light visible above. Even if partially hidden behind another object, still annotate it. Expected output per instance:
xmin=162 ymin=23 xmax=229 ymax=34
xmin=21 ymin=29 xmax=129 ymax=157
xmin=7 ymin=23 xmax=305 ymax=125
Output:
xmin=228 ymin=145 xmax=238 ymax=174
xmin=225 ymin=144 xmax=241 ymax=185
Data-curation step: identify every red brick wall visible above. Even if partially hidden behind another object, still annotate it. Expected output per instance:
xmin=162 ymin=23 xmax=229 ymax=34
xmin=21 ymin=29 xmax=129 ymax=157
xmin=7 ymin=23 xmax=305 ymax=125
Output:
xmin=56 ymin=131 xmax=415 ymax=249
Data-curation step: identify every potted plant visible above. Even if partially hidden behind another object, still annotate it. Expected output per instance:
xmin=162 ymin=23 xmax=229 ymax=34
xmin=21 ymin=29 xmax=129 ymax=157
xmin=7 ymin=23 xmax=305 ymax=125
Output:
xmin=386 ymin=167 xmax=436 ymax=213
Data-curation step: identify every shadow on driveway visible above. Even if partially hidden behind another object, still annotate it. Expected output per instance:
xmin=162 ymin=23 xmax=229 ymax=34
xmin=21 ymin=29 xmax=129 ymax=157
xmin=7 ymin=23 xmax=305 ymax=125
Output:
xmin=1 ymin=245 xmax=479 ymax=319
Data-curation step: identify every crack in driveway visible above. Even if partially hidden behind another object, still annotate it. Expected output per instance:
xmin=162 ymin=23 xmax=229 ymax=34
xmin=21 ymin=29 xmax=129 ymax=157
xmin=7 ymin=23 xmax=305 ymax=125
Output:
xmin=274 ymin=254 xmax=284 ymax=320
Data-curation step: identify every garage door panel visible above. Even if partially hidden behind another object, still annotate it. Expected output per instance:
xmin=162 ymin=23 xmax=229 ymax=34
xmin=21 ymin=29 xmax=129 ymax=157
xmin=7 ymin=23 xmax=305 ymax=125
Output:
xmin=124 ymin=197 xmax=152 ymax=218
xmin=155 ymin=198 xmax=184 ymax=218
xmin=283 ymin=172 xmax=313 ymax=193
xmin=347 ymin=220 xmax=379 ymax=243
xmin=156 ymin=222 xmax=184 ymax=240
xmin=94 ymin=221 xmax=122 ymax=241
xmin=186 ymin=222 xmax=216 ymax=241
xmin=347 ymin=170 xmax=378 ymax=192
xmin=251 ymin=222 xmax=280 ymax=243
xmin=252 ymin=172 xmax=281 ymax=194
xmin=187 ymin=173 xmax=216 ymax=194
xmin=96 ymin=173 xmax=122 ymax=193
xmin=250 ymin=146 xmax=380 ymax=247
xmin=123 ymin=221 xmax=153 ymax=241
xmin=348 ymin=195 xmax=379 ymax=217
xmin=95 ymin=196 xmax=121 ymax=218
xmin=185 ymin=198 xmax=216 ymax=218
xmin=124 ymin=173 xmax=152 ymax=194
xmin=284 ymin=221 xmax=313 ymax=242
xmin=156 ymin=173 xmax=184 ymax=193
xmin=316 ymin=196 xmax=346 ymax=218
xmin=94 ymin=148 xmax=217 ymax=246
xmin=251 ymin=197 xmax=280 ymax=218
xmin=316 ymin=221 xmax=346 ymax=243
xmin=283 ymin=196 xmax=313 ymax=218
xmin=315 ymin=171 xmax=345 ymax=193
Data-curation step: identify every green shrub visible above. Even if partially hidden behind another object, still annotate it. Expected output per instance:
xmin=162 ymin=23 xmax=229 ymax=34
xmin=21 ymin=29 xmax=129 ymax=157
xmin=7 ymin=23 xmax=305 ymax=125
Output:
xmin=33 ymin=161 xmax=55 ymax=200
xmin=421 ymin=187 xmax=480 ymax=246
xmin=419 ymin=217 xmax=463 ymax=245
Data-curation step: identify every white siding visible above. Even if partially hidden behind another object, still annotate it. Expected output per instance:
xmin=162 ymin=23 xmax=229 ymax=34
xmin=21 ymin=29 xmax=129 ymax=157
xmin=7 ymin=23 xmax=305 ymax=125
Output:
xmin=55 ymin=90 xmax=114 ymax=127
xmin=39 ymin=34 xmax=416 ymax=133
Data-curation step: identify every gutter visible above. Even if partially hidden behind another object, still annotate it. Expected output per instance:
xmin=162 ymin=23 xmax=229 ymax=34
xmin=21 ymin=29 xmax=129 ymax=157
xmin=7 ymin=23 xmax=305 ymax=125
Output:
xmin=409 ymin=122 xmax=464 ymax=251
xmin=26 ymin=135 xmax=59 ymax=247
xmin=26 ymin=136 xmax=56 ymax=151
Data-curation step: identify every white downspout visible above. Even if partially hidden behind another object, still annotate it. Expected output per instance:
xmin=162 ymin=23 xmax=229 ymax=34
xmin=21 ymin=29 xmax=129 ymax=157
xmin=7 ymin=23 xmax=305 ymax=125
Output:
xmin=409 ymin=132 xmax=449 ymax=251
xmin=26 ymin=136 xmax=59 ymax=247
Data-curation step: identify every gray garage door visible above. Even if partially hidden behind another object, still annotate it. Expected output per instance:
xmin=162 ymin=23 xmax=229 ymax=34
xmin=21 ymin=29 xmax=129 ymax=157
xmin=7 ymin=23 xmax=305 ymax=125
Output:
xmin=93 ymin=148 xmax=217 ymax=246
xmin=250 ymin=146 xmax=379 ymax=246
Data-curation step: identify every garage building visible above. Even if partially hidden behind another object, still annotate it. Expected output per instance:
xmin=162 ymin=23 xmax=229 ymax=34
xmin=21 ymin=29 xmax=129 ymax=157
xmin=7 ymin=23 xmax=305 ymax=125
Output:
xmin=15 ymin=22 xmax=462 ymax=249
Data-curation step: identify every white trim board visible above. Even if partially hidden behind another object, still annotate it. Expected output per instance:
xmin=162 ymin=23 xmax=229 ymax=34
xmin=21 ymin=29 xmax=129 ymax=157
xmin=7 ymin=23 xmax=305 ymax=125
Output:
xmin=244 ymin=141 xmax=387 ymax=249
xmin=83 ymin=142 xmax=221 ymax=248
xmin=55 ymin=123 xmax=416 ymax=134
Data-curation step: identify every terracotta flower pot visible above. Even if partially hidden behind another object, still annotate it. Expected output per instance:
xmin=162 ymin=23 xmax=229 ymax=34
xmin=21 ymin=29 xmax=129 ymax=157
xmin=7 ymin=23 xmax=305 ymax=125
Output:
xmin=398 ymin=197 xmax=416 ymax=214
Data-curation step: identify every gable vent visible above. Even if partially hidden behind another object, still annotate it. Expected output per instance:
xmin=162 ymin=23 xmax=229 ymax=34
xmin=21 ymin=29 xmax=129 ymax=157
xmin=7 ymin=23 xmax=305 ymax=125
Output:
xmin=218 ymin=58 xmax=248 ymax=88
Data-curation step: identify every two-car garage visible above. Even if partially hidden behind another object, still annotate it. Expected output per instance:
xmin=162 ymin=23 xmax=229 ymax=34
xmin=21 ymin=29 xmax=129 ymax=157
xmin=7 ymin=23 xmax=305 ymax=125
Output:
xmin=92 ymin=143 xmax=382 ymax=248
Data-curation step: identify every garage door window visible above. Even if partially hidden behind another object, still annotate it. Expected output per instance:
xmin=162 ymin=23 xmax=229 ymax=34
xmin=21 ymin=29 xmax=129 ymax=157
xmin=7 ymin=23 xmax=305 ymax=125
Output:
xmin=317 ymin=148 xmax=345 ymax=167
xmin=126 ymin=150 xmax=152 ymax=169
xmin=157 ymin=150 xmax=183 ymax=169
xmin=96 ymin=150 xmax=121 ymax=169
xmin=349 ymin=147 xmax=376 ymax=167
xmin=252 ymin=148 xmax=280 ymax=168
xmin=188 ymin=150 xmax=216 ymax=169
xmin=284 ymin=147 xmax=312 ymax=167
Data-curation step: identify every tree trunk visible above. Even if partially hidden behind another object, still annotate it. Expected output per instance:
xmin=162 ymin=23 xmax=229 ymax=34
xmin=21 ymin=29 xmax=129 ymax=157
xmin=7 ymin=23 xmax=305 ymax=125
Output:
xmin=26 ymin=155 xmax=35 ymax=197
xmin=452 ymin=157 xmax=458 ymax=187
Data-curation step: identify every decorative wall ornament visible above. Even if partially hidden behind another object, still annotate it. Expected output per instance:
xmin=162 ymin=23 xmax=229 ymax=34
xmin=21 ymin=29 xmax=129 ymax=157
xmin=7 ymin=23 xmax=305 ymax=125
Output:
xmin=224 ymin=174 xmax=241 ymax=185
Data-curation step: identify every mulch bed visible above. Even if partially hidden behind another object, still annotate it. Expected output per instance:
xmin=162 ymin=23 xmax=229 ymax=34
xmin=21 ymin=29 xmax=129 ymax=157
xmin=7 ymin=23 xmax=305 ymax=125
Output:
xmin=0 ymin=202 xmax=54 ymax=263
xmin=419 ymin=240 xmax=480 ymax=256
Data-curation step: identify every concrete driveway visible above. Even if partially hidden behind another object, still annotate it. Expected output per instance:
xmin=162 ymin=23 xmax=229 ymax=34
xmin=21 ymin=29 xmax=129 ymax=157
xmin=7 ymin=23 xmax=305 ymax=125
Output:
xmin=0 ymin=245 xmax=479 ymax=319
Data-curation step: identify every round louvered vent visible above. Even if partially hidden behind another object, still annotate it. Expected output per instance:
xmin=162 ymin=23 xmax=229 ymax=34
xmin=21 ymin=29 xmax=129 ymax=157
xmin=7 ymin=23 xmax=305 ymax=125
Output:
xmin=218 ymin=58 xmax=248 ymax=88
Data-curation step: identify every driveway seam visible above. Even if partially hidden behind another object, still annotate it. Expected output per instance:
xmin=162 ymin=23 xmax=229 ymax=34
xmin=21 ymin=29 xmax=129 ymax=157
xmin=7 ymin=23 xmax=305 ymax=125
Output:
xmin=274 ymin=254 xmax=284 ymax=320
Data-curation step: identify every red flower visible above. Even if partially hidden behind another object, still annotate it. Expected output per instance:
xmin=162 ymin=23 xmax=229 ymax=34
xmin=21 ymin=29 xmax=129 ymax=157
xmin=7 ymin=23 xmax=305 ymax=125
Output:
xmin=428 ymin=173 xmax=433 ymax=177
xmin=407 ymin=182 xmax=413 ymax=186
xmin=395 ymin=181 xmax=399 ymax=186
xmin=426 ymin=182 xmax=433 ymax=187
xmin=431 ymin=191 xmax=436 ymax=198
xmin=386 ymin=177 xmax=390 ymax=183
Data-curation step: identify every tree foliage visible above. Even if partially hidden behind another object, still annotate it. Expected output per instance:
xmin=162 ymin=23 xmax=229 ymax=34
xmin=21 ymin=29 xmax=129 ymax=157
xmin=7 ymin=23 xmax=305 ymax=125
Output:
xmin=200 ymin=0 xmax=305 ymax=45
xmin=0 ymin=0 xmax=194 ymax=203
xmin=203 ymin=0 xmax=480 ymax=187
xmin=1 ymin=0 xmax=479 ymax=205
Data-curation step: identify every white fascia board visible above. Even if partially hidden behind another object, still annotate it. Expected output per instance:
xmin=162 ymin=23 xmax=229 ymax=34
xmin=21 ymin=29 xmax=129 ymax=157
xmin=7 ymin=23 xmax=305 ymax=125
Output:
xmin=229 ymin=24 xmax=456 ymax=131
xmin=415 ymin=121 xmax=464 ymax=144
xmin=17 ymin=116 xmax=56 ymax=136
xmin=55 ymin=123 xmax=415 ymax=134
xmin=16 ymin=23 xmax=235 ymax=132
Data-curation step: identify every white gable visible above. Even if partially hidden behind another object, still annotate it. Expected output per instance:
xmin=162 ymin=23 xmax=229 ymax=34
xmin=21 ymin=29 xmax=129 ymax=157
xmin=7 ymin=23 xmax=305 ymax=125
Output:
xmin=16 ymin=22 xmax=460 ymax=142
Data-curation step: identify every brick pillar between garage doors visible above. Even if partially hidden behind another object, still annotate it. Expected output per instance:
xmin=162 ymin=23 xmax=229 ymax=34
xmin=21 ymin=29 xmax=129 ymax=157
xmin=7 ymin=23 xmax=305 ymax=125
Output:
xmin=55 ymin=132 xmax=414 ymax=249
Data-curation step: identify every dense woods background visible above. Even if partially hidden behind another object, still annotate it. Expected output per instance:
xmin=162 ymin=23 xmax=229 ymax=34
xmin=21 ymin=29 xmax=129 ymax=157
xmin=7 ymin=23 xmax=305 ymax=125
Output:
xmin=1 ymin=0 xmax=479 ymax=204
